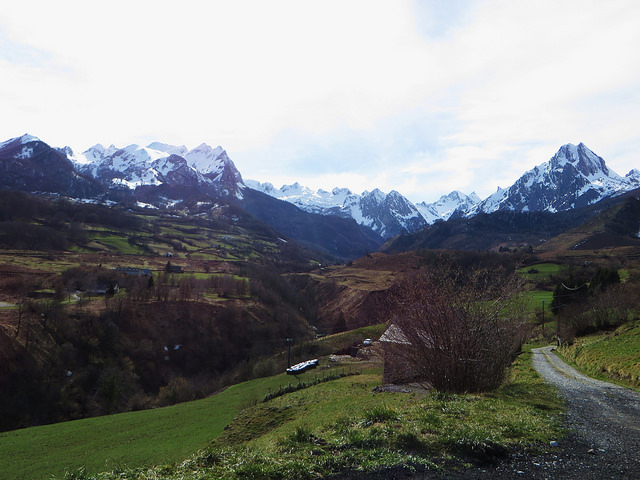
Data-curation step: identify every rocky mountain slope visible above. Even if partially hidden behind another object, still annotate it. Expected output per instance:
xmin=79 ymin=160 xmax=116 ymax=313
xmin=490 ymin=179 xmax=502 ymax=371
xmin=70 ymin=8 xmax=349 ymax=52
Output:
xmin=67 ymin=140 xmax=245 ymax=200
xmin=469 ymin=143 xmax=640 ymax=215
xmin=245 ymin=181 xmax=427 ymax=239
xmin=0 ymin=135 xmax=102 ymax=198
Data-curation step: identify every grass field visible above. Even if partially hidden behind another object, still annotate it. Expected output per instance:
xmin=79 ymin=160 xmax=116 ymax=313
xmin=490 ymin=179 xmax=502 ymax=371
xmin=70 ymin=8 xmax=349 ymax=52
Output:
xmin=518 ymin=263 xmax=562 ymax=281
xmin=88 ymin=233 xmax=147 ymax=255
xmin=51 ymin=347 xmax=563 ymax=480
xmin=0 ymin=341 xmax=565 ymax=480
xmin=558 ymin=320 xmax=640 ymax=389
xmin=0 ymin=365 xmax=351 ymax=480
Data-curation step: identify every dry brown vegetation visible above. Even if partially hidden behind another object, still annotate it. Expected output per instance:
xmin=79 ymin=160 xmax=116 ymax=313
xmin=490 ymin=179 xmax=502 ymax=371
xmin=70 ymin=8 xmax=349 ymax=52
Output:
xmin=383 ymin=262 xmax=531 ymax=393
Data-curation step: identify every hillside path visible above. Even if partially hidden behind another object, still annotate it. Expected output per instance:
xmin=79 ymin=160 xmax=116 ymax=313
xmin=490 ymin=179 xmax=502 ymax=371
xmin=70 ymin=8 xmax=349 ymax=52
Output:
xmin=523 ymin=346 xmax=640 ymax=474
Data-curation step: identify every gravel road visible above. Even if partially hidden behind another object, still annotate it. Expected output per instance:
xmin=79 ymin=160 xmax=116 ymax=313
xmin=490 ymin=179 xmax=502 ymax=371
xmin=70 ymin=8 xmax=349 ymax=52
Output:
xmin=334 ymin=346 xmax=640 ymax=479
xmin=511 ymin=346 xmax=640 ymax=479
xmin=455 ymin=346 xmax=640 ymax=478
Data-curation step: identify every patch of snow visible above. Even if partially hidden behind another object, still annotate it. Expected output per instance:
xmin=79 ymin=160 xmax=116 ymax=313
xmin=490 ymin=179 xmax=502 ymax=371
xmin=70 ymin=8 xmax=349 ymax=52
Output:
xmin=184 ymin=143 xmax=226 ymax=174
xmin=136 ymin=201 xmax=158 ymax=209
xmin=0 ymin=134 xmax=41 ymax=150
xmin=17 ymin=146 xmax=34 ymax=159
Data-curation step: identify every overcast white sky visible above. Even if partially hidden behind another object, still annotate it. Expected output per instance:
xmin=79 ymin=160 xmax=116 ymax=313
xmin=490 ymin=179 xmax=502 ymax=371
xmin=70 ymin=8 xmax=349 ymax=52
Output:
xmin=1 ymin=0 xmax=639 ymax=203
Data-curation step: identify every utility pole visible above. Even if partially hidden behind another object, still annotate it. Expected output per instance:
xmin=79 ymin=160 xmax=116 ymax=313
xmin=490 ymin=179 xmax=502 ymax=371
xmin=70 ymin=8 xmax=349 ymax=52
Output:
xmin=541 ymin=300 xmax=545 ymax=335
xmin=286 ymin=338 xmax=293 ymax=367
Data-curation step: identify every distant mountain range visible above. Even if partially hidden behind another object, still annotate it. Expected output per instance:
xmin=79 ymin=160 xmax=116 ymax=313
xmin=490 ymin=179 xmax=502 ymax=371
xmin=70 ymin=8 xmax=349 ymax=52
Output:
xmin=244 ymin=181 xmax=429 ymax=239
xmin=0 ymin=134 xmax=380 ymax=259
xmin=1 ymin=134 xmax=639 ymax=257
xmin=248 ymin=142 xmax=640 ymax=236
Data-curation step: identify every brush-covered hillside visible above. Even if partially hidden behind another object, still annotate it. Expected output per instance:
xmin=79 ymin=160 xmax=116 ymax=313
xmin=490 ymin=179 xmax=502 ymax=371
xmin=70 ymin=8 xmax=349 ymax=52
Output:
xmin=0 ymin=190 xmax=348 ymax=431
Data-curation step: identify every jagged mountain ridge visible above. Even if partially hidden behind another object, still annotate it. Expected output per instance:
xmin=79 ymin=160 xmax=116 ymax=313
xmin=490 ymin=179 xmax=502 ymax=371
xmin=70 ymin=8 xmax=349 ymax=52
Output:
xmin=468 ymin=143 xmax=640 ymax=216
xmin=414 ymin=191 xmax=481 ymax=223
xmin=251 ymin=143 xmax=640 ymax=232
xmin=0 ymin=134 xmax=382 ymax=260
xmin=67 ymin=140 xmax=245 ymax=200
xmin=245 ymin=180 xmax=428 ymax=239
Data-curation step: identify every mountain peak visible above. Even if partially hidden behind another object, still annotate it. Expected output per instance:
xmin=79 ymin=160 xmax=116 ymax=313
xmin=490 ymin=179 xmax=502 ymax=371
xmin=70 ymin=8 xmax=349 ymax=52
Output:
xmin=18 ymin=133 xmax=41 ymax=144
xmin=473 ymin=143 xmax=629 ymax=215
xmin=184 ymin=144 xmax=227 ymax=175
xmin=363 ymin=188 xmax=386 ymax=201
xmin=551 ymin=142 xmax=611 ymax=178
xmin=0 ymin=134 xmax=42 ymax=150
xmin=147 ymin=142 xmax=188 ymax=157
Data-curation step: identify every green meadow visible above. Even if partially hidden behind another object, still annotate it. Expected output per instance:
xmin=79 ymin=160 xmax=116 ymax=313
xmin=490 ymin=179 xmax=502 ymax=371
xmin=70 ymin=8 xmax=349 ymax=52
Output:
xmin=35 ymin=348 xmax=563 ymax=480
xmin=0 ymin=366 xmax=347 ymax=480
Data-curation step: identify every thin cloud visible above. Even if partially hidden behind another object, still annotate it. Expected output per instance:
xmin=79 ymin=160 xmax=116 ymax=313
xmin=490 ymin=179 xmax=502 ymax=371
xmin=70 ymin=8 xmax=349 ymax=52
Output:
xmin=0 ymin=0 xmax=638 ymax=203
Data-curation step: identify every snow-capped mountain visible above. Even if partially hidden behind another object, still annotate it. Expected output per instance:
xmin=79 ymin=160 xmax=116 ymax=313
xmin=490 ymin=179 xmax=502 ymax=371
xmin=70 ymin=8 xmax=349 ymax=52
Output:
xmin=469 ymin=143 xmax=640 ymax=216
xmin=67 ymin=141 xmax=244 ymax=199
xmin=246 ymin=143 xmax=640 ymax=233
xmin=246 ymin=181 xmax=427 ymax=239
xmin=244 ymin=181 xmax=356 ymax=214
xmin=3 ymin=134 xmax=639 ymax=249
xmin=0 ymin=134 xmax=102 ymax=198
xmin=415 ymin=191 xmax=481 ymax=223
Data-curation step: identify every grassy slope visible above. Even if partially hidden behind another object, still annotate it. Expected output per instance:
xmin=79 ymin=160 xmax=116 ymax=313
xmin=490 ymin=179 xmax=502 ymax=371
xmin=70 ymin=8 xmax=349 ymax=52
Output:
xmin=69 ymin=348 xmax=563 ymax=480
xmin=0 ymin=346 xmax=564 ymax=480
xmin=0 ymin=325 xmax=384 ymax=480
xmin=0 ymin=366 xmax=348 ymax=480
xmin=558 ymin=320 xmax=640 ymax=389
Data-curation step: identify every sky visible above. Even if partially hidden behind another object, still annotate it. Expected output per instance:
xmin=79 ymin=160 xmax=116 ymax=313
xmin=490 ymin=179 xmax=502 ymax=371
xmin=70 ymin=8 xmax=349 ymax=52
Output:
xmin=1 ymin=0 xmax=639 ymax=203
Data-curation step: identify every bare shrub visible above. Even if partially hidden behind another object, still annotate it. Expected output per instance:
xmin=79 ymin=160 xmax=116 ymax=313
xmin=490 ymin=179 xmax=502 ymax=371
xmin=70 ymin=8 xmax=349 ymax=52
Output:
xmin=385 ymin=265 xmax=530 ymax=393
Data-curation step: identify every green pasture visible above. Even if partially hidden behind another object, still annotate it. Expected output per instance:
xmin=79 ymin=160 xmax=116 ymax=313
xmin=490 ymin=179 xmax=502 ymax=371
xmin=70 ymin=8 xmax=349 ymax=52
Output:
xmin=0 ymin=366 xmax=345 ymax=480
xmin=518 ymin=263 xmax=562 ymax=281
xmin=523 ymin=289 xmax=553 ymax=311
xmin=88 ymin=233 xmax=146 ymax=255
xmin=54 ymin=347 xmax=563 ymax=480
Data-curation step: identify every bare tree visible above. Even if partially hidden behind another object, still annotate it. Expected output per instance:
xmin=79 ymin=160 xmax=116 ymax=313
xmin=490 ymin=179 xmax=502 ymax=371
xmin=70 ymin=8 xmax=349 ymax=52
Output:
xmin=385 ymin=264 xmax=530 ymax=393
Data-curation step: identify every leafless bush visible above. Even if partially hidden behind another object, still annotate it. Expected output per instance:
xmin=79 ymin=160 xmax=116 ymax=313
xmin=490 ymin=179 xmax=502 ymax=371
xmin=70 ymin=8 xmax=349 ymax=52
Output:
xmin=385 ymin=265 xmax=530 ymax=393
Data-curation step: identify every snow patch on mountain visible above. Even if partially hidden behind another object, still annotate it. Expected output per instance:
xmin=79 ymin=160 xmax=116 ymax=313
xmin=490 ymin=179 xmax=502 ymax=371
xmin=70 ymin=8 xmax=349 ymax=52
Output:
xmin=246 ymin=181 xmax=428 ymax=238
xmin=0 ymin=134 xmax=43 ymax=160
xmin=415 ymin=191 xmax=481 ymax=223
xmin=0 ymin=134 xmax=41 ymax=150
xmin=64 ymin=141 xmax=244 ymax=199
